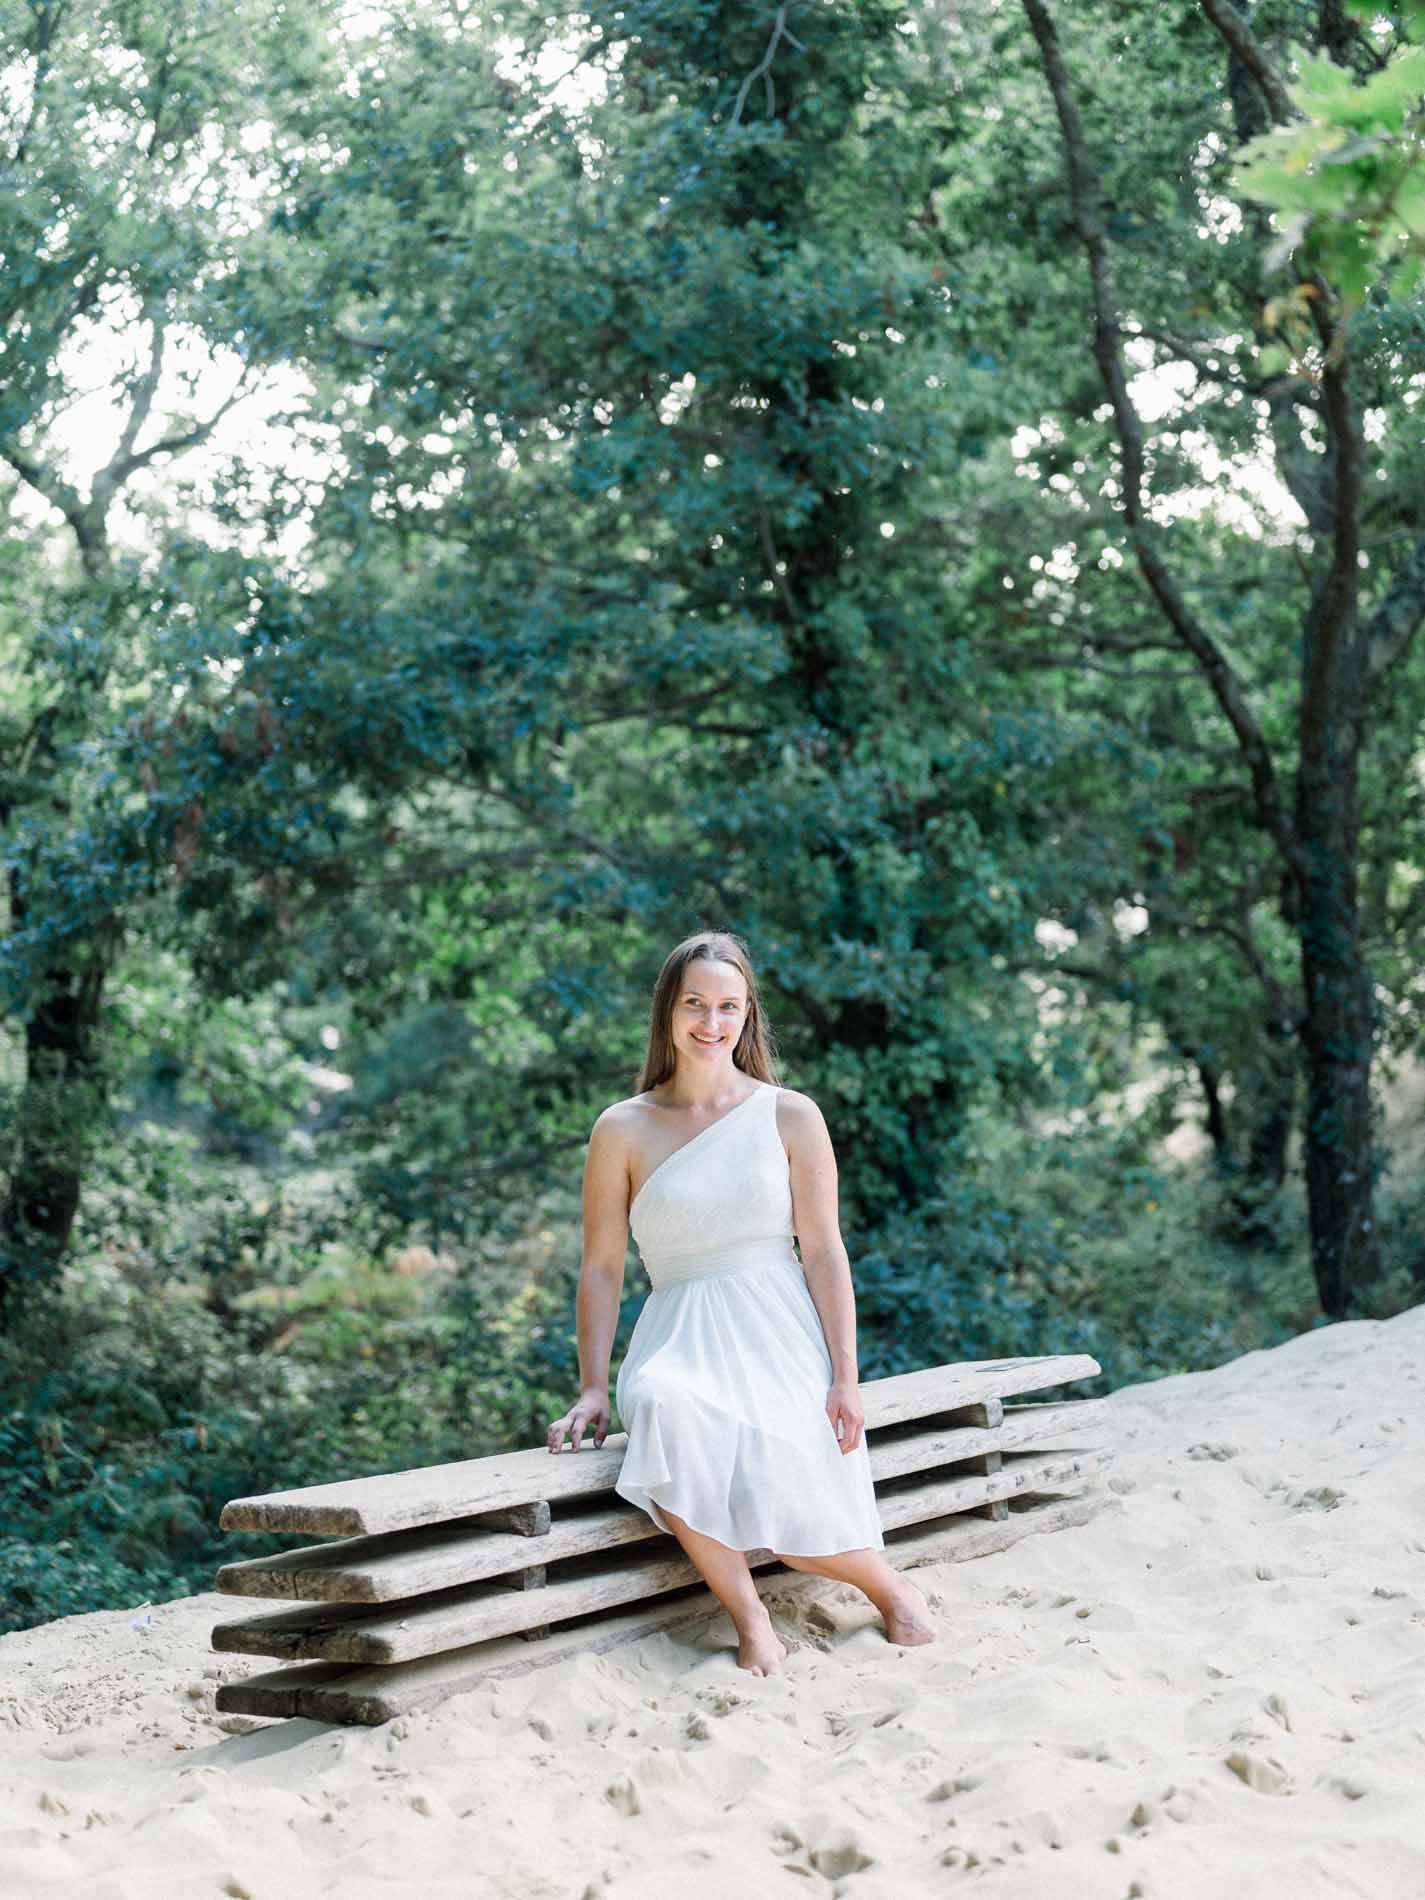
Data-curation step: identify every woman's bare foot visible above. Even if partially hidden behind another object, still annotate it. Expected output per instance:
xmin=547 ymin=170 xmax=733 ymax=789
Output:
xmin=736 ymin=1603 xmax=799 ymax=1676
xmin=880 ymin=1574 xmax=938 ymax=1646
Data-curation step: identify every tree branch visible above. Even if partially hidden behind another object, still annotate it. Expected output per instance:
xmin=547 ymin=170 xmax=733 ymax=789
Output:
xmin=1021 ymin=0 xmax=1303 ymax=879
xmin=727 ymin=5 xmax=807 ymax=130
xmin=91 ymin=308 xmax=168 ymax=511
xmin=1197 ymin=0 xmax=1297 ymax=123
xmin=0 ymin=439 xmax=87 ymax=534
xmin=96 ymin=357 xmax=257 ymax=500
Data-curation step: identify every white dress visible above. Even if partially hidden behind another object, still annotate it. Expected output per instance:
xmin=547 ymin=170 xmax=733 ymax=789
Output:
xmin=613 ymin=1081 xmax=885 ymax=1555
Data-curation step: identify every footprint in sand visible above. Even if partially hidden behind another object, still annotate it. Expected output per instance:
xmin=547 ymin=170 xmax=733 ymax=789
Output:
xmin=809 ymin=1825 xmax=875 ymax=1878
xmin=695 ymin=1686 xmax=747 ymax=1717
xmin=926 ymin=1771 xmax=982 ymax=1802
xmin=1128 ymin=1784 xmax=1196 ymax=1828
xmin=771 ymin=1818 xmax=875 ymax=1879
xmin=604 ymin=1774 xmax=641 ymax=1817
xmin=940 ymin=1842 xmax=1001 ymax=1871
xmin=1279 ymin=1483 xmax=1347 ymax=1512
xmin=1224 ymin=1749 xmax=1293 ymax=1795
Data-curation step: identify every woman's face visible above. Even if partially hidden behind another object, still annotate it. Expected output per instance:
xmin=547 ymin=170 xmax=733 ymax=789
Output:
xmin=671 ymin=957 xmax=749 ymax=1068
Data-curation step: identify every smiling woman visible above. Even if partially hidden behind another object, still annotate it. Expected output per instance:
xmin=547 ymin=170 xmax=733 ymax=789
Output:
xmin=546 ymin=930 xmax=936 ymax=1677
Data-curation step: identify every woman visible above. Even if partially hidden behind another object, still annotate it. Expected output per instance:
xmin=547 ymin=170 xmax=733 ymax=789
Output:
xmin=547 ymin=930 xmax=936 ymax=1676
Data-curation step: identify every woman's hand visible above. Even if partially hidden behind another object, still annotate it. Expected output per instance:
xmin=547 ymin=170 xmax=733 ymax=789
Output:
xmin=547 ymin=1386 xmax=612 ymax=1453
xmin=826 ymin=1379 xmax=865 ymax=1455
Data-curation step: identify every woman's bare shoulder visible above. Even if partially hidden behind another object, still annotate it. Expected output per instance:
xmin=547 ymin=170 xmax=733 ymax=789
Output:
xmin=589 ymin=1094 xmax=654 ymax=1145
xmin=770 ymin=1086 xmax=829 ymax=1137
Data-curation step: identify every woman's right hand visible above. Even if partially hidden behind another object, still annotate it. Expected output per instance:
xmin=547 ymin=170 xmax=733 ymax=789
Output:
xmin=547 ymin=1387 xmax=611 ymax=1453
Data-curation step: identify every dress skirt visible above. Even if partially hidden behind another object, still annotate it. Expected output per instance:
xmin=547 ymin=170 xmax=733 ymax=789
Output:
xmin=613 ymin=1243 xmax=885 ymax=1556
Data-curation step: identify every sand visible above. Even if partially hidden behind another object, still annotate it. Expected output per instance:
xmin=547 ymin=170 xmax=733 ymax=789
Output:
xmin=2 ymin=1301 xmax=1422 ymax=1900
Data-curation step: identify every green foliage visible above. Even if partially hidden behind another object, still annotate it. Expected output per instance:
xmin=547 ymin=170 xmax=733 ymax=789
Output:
xmin=2 ymin=0 xmax=1424 ymax=1635
xmin=0 ymin=1135 xmax=624 ymax=1633
xmin=8 ymin=1098 xmax=1402 ymax=1635
xmin=1235 ymin=8 xmax=1425 ymax=312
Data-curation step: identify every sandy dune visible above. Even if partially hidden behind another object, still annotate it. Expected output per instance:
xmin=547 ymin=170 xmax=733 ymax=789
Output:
xmin=3 ymin=1301 xmax=1422 ymax=1899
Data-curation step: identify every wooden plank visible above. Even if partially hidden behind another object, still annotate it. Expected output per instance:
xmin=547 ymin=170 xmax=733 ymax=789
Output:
xmin=215 ymin=1499 xmax=658 ymax=1604
xmin=213 ymin=1660 xmax=351 ymax=1719
xmin=219 ymin=1441 xmax=621 ymax=1537
xmin=474 ymin=1502 xmax=550 ymax=1535
xmin=215 ymin=1489 xmax=1118 ymax=1727
xmin=212 ymin=1543 xmax=736 ymax=1664
xmin=214 ymin=1395 xmax=1109 ymax=1606
xmin=218 ymin=1354 xmax=1102 ymax=1538
xmin=858 ymin=1355 xmax=1101 ymax=1432
xmin=879 ymin=1486 xmax=1115 ymax=1571
xmin=874 ymin=1448 xmax=1105 ymax=1533
xmin=214 ymin=1592 xmax=733 ymax=1725
xmin=871 ymin=1395 xmax=1107 ymax=1482
xmin=210 ymin=1449 xmax=1105 ymax=1666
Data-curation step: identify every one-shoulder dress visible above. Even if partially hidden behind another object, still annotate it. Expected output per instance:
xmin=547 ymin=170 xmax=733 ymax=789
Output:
xmin=613 ymin=1081 xmax=885 ymax=1555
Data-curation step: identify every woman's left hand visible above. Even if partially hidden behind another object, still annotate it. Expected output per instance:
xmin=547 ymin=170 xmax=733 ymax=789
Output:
xmin=826 ymin=1379 xmax=865 ymax=1455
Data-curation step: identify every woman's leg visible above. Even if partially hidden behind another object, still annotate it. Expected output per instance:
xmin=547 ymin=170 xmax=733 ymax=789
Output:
xmin=657 ymin=1503 xmax=798 ymax=1676
xmin=770 ymin=1545 xmax=938 ymax=1646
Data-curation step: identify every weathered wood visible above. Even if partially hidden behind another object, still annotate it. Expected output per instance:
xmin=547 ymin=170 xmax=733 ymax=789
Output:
xmin=474 ymin=1501 xmax=550 ymax=1536
xmin=879 ymin=1486 xmax=1113 ymax=1571
xmin=954 ymin=1398 xmax=1010 ymax=1522
xmin=871 ymin=1395 xmax=1105 ymax=1482
xmin=212 ymin=1545 xmax=719 ymax=1664
xmin=213 ymin=1659 xmax=352 ymax=1719
xmin=213 ymin=1395 xmax=1108 ymax=1605
xmin=858 ymin=1355 xmax=1100 ymax=1432
xmin=215 ymin=1489 xmax=1118 ymax=1725
xmin=218 ymin=1355 xmax=1101 ymax=1537
xmin=215 ymin=1592 xmax=733 ymax=1724
xmin=215 ymin=1500 xmax=657 ymax=1603
xmin=875 ymin=1447 xmax=1105 ymax=1529
xmin=210 ymin=1349 xmax=1114 ymax=1729
xmin=509 ymin=1545 xmax=550 ymax=1642
xmin=210 ymin=1449 xmax=1105 ymax=1666
xmin=218 ymin=1441 xmax=619 ymax=1537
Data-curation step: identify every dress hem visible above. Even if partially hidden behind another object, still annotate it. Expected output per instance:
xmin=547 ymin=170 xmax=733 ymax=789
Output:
xmin=613 ymin=1475 xmax=885 ymax=1557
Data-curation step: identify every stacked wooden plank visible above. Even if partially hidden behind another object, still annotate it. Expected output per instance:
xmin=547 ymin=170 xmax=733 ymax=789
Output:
xmin=213 ymin=1353 xmax=1115 ymax=1725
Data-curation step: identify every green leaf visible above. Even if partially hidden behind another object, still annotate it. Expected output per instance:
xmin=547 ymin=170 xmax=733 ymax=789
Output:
xmin=1396 ymin=168 xmax=1425 ymax=238
xmin=1389 ymin=249 xmax=1424 ymax=300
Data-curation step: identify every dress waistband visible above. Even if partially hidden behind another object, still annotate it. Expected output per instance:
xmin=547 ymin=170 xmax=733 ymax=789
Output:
xmin=644 ymin=1233 xmax=801 ymax=1292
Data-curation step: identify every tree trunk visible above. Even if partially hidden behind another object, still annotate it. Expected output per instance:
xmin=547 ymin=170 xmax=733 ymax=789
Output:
xmin=1294 ymin=732 xmax=1382 ymax=1314
xmin=1196 ymin=1058 xmax=1231 ymax=1167
xmin=0 ymin=951 xmax=107 ymax=1324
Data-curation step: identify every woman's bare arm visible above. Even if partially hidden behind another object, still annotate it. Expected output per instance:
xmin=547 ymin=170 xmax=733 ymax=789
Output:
xmin=780 ymin=1091 xmax=865 ymax=1449
xmin=547 ymin=1107 xmax=631 ymax=1451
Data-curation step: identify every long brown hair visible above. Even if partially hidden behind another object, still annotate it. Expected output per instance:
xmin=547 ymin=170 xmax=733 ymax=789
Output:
xmin=636 ymin=931 xmax=782 ymax=1094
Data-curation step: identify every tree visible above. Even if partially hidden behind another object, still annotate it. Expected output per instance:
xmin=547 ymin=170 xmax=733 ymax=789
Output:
xmin=0 ymin=0 xmax=342 ymax=1316
xmin=1014 ymin=0 xmax=1425 ymax=1314
xmin=208 ymin=0 xmax=1070 ymax=1240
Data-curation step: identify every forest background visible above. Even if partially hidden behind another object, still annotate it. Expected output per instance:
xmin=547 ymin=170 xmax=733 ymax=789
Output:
xmin=3 ymin=0 xmax=1424 ymax=1634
